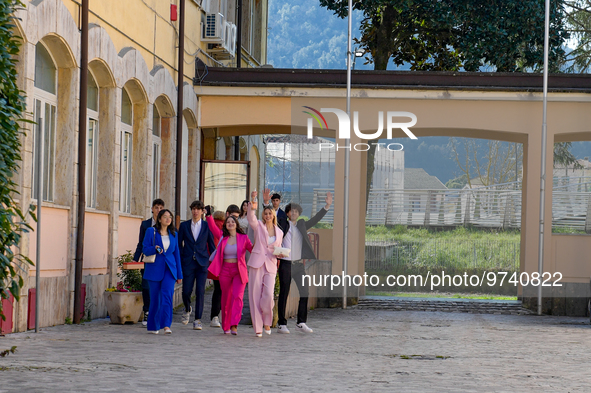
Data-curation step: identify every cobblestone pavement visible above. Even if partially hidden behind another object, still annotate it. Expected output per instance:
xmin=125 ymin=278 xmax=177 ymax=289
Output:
xmin=1 ymin=306 xmax=590 ymax=392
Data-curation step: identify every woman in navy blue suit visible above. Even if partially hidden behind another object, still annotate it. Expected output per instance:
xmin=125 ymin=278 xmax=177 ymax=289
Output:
xmin=142 ymin=209 xmax=183 ymax=334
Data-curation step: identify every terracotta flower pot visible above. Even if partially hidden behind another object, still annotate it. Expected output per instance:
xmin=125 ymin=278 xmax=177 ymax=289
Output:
xmin=103 ymin=291 xmax=143 ymax=324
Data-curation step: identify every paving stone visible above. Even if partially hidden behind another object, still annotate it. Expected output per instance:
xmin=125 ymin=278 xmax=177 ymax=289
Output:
xmin=0 ymin=303 xmax=589 ymax=391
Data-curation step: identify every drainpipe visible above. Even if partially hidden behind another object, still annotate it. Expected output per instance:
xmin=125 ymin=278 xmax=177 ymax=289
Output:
xmin=175 ymin=0 xmax=185 ymax=228
xmin=236 ymin=0 xmax=242 ymax=68
xmin=74 ymin=0 xmax=89 ymax=325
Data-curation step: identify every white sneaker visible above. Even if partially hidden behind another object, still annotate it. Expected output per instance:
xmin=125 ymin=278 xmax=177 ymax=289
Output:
xmin=142 ymin=311 xmax=149 ymax=327
xmin=181 ymin=306 xmax=192 ymax=325
xmin=210 ymin=316 xmax=221 ymax=328
xmin=296 ymin=323 xmax=313 ymax=333
xmin=277 ymin=325 xmax=290 ymax=334
xmin=193 ymin=320 xmax=203 ymax=330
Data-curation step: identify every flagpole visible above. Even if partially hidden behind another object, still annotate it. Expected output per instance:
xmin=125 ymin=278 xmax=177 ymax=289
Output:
xmin=342 ymin=0 xmax=352 ymax=309
xmin=538 ymin=0 xmax=550 ymax=316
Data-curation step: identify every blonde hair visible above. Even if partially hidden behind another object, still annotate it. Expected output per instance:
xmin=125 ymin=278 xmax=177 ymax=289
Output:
xmin=213 ymin=210 xmax=225 ymax=221
xmin=262 ymin=206 xmax=277 ymax=226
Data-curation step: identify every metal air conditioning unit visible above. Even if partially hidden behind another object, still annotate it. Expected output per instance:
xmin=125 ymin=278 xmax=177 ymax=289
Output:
xmin=202 ymin=13 xmax=224 ymax=43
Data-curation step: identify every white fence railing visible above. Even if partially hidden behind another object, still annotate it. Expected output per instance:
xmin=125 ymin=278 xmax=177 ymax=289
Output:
xmin=309 ymin=187 xmax=591 ymax=232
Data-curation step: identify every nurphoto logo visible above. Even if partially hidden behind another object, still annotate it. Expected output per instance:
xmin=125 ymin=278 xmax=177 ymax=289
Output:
xmin=303 ymin=106 xmax=418 ymax=152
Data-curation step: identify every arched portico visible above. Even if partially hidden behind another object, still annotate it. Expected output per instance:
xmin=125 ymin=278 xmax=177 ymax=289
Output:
xmin=196 ymin=70 xmax=591 ymax=311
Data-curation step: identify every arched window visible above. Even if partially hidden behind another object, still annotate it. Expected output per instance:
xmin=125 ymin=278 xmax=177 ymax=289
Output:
xmin=152 ymin=104 xmax=161 ymax=200
xmin=120 ymin=88 xmax=133 ymax=213
xmin=32 ymin=42 xmax=57 ymax=202
xmin=86 ymin=71 xmax=99 ymax=208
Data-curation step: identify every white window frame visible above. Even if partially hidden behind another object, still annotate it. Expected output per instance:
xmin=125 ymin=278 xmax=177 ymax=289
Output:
xmin=120 ymin=88 xmax=133 ymax=213
xmin=32 ymin=88 xmax=57 ymax=203
xmin=120 ymin=124 xmax=133 ymax=213
xmin=152 ymin=105 xmax=162 ymax=200
xmin=86 ymin=114 xmax=99 ymax=208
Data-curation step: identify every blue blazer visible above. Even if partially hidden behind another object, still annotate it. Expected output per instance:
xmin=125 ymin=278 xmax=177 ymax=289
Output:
xmin=133 ymin=218 xmax=153 ymax=262
xmin=177 ymin=219 xmax=215 ymax=267
xmin=142 ymin=227 xmax=183 ymax=281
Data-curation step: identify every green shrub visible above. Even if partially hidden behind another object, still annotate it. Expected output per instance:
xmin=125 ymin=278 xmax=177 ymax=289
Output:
xmin=0 ymin=1 xmax=34 ymax=321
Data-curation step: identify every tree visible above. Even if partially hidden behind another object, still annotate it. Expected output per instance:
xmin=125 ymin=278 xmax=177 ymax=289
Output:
xmin=449 ymin=139 xmax=523 ymax=188
xmin=562 ymin=0 xmax=591 ymax=72
xmin=0 ymin=1 xmax=34 ymax=321
xmin=319 ymin=0 xmax=569 ymax=72
xmin=319 ymin=0 xmax=569 ymax=207
xmin=553 ymin=141 xmax=582 ymax=174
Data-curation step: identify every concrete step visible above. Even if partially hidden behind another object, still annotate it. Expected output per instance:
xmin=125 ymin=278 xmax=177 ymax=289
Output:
xmin=358 ymin=296 xmax=535 ymax=315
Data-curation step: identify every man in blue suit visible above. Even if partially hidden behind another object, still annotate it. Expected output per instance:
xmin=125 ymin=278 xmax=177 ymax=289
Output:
xmin=177 ymin=200 xmax=215 ymax=330
xmin=133 ymin=198 xmax=165 ymax=326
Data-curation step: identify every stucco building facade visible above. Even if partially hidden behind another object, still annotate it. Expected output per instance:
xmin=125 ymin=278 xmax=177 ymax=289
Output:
xmin=7 ymin=0 xmax=268 ymax=332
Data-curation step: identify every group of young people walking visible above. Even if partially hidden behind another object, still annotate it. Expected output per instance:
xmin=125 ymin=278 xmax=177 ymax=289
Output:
xmin=132 ymin=189 xmax=332 ymax=337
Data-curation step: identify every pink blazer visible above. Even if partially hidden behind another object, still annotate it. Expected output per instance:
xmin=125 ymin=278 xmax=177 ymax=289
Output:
xmin=208 ymin=233 xmax=253 ymax=284
xmin=247 ymin=208 xmax=283 ymax=273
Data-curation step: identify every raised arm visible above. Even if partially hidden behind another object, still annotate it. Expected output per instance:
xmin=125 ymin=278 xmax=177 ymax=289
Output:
xmin=206 ymin=215 xmax=222 ymax=240
xmin=247 ymin=192 xmax=259 ymax=229
xmin=305 ymin=191 xmax=333 ymax=229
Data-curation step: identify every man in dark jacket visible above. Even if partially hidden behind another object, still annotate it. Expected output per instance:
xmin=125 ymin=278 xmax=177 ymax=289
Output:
xmin=276 ymin=191 xmax=332 ymax=334
xmin=262 ymin=189 xmax=287 ymax=221
xmin=133 ymin=198 xmax=165 ymax=326
xmin=177 ymin=200 xmax=215 ymax=330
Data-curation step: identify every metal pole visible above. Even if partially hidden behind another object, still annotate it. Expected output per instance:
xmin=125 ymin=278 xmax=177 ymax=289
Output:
xmin=175 ymin=0 xmax=186 ymax=228
xmin=538 ymin=0 xmax=550 ymax=316
xmin=74 ymin=0 xmax=89 ymax=325
xmin=342 ymin=0 xmax=352 ymax=309
xmin=35 ymin=116 xmax=43 ymax=333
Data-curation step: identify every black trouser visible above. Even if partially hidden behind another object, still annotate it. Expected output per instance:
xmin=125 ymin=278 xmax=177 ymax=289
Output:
xmin=278 ymin=259 xmax=309 ymax=325
xmin=182 ymin=263 xmax=209 ymax=320
xmin=210 ymin=279 xmax=221 ymax=320
xmin=141 ymin=269 xmax=150 ymax=312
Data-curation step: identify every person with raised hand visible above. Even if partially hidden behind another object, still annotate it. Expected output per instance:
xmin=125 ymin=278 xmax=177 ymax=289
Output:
xmin=208 ymin=216 xmax=253 ymax=335
xmin=276 ymin=191 xmax=332 ymax=334
xmin=247 ymin=191 xmax=285 ymax=337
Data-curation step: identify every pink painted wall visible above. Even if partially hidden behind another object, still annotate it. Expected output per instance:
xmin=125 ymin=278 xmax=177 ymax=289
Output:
xmin=118 ymin=216 xmax=143 ymax=259
xmin=29 ymin=207 xmax=69 ymax=277
xmin=82 ymin=212 xmax=109 ymax=275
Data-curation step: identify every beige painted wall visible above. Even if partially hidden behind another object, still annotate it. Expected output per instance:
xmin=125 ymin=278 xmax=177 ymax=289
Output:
xmin=117 ymin=216 xmax=143 ymax=258
xmin=82 ymin=212 xmax=109 ymax=275
xmin=28 ymin=206 xmax=70 ymax=277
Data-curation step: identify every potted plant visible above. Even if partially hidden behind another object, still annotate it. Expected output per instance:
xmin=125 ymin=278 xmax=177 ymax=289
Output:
xmin=103 ymin=251 xmax=144 ymax=324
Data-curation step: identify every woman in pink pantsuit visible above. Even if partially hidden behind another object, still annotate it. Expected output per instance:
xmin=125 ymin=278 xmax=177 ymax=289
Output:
xmin=208 ymin=216 xmax=253 ymax=335
xmin=247 ymin=191 xmax=285 ymax=337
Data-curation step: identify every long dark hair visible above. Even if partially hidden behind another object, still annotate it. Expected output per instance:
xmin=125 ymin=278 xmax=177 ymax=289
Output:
xmin=240 ymin=200 xmax=249 ymax=217
xmin=156 ymin=209 xmax=176 ymax=236
xmin=222 ymin=216 xmax=245 ymax=237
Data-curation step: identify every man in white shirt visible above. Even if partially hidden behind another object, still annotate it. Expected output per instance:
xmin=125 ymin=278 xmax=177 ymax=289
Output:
xmin=277 ymin=192 xmax=332 ymax=334
xmin=177 ymin=200 xmax=215 ymax=330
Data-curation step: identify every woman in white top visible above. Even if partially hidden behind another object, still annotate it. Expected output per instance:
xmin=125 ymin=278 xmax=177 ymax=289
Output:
xmin=142 ymin=209 xmax=183 ymax=334
xmin=246 ymin=191 xmax=285 ymax=337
